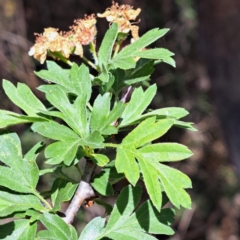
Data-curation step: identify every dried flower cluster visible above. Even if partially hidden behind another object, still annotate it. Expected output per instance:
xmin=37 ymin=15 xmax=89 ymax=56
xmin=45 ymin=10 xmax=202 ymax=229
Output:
xmin=28 ymin=15 xmax=97 ymax=64
xmin=29 ymin=2 xmax=141 ymax=64
xmin=97 ymin=2 xmax=141 ymax=40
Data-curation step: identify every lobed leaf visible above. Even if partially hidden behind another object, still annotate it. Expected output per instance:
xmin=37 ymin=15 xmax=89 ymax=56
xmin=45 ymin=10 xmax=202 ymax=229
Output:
xmin=2 ymin=80 xmax=46 ymax=116
xmin=79 ymin=185 xmax=174 ymax=240
xmin=90 ymin=93 xmax=124 ymax=135
xmin=0 ymin=133 xmax=39 ymax=193
xmin=120 ymin=85 xmax=157 ymax=127
xmin=115 ymin=117 xmax=192 ymax=209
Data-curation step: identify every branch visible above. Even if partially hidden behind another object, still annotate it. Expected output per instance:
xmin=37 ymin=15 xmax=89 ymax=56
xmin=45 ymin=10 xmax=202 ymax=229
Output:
xmin=63 ymin=159 xmax=95 ymax=224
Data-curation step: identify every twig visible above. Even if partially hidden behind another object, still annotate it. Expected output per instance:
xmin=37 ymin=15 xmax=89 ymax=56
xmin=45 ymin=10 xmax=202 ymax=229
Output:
xmin=63 ymin=159 xmax=95 ymax=224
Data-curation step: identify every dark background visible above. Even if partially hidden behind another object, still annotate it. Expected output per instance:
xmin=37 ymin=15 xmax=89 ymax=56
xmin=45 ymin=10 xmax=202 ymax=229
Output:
xmin=1 ymin=0 xmax=240 ymax=239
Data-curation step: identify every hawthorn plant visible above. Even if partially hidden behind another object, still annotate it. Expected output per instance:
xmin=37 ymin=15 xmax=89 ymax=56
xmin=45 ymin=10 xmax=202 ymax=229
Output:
xmin=0 ymin=2 xmax=196 ymax=239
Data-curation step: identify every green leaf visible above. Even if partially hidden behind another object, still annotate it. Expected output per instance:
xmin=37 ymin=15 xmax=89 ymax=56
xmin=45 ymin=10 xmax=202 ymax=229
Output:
xmin=45 ymin=141 xmax=79 ymax=165
xmin=24 ymin=141 xmax=45 ymax=162
xmin=162 ymin=56 xmax=176 ymax=67
xmin=69 ymin=63 xmax=92 ymax=101
xmin=115 ymin=117 xmax=191 ymax=209
xmin=98 ymin=23 xmax=118 ymax=68
xmin=0 ymin=220 xmax=37 ymax=240
xmin=138 ymin=143 xmax=193 ymax=162
xmin=113 ymin=28 xmax=169 ymax=61
xmin=95 ymin=66 xmax=109 ymax=82
xmin=0 ymin=191 xmax=45 ymax=217
xmin=174 ymin=120 xmax=197 ymax=131
xmin=91 ymin=171 xmax=114 ymax=196
xmin=122 ymin=117 xmax=174 ymax=148
xmin=38 ymin=84 xmax=89 ymax=137
xmin=120 ymin=85 xmax=157 ymax=127
xmin=124 ymin=59 xmax=155 ymax=85
xmin=141 ymin=107 xmax=189 ymax=120
xmin=91 ymin=161 xmax=123 ymax=196
xmin=40 ymin=213 xmax=72 ymax=240
xmin=133 ymin=48 xmax=174 ymax=60
xmin=50 ymin=178 xmax=78 ymax=211
xmin=25 ymin=209 xmax=42 ymax=222
xmin=115 ymin=147 xmax=139 ymax=186
xmin=0 ymin=110 xmax=45 ymax=128
xmin=90 ymin=93 xmax=124 ymax=135
xmin=32 ymin=121 xmax=79 ymax=141
xmin=2 ymin=80 xmax=46 ymax=116
xmin=90 ymin=154 xmax=110 ymax=167
xmin=111 ymin=57 xmax=136 ymax=70
xmin=0 ymin=133 xmax=39 ymax=193
xmin=36 ymin=61 xmax=92 ymax=97
xmin=111 ymin=69 xmax=125 ymax=95
xmin=125 ymin=200 xmax=174 ymax=235
xmin=137 ymin=158 xmax=163 ymax=209
xmin=35 ymin=61 xmax=71 ymax=89
xmin=82 ymin=131 xmax=105 ymax=149
xmin=79 ymin=217 xmax=105 ymax=240
xmin=143 ymin=161 xmax=192 ymax=209
xmin=79 ymin=185 xmax=174 ymax=240
xmin=38 ymin=230 xmax=58 ymax=240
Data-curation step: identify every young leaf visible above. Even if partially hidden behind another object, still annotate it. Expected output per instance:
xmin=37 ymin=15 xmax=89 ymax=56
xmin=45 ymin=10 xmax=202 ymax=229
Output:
xmin=50 ymin=178 xmax=78 ymax=211
xmin=90 ymin=93 xmax=124 ymax=135
xmin=119 ymin=85 xmax=157 ymax=127
xmin=40 ymin=213 xmax=73 ymax=240
xmin=70 ymin=63 xmax=92 ymax=101
xmin=2 ymin=80 xmax=46 ymax=116
xmin=0 ymin=191 xmax=45 ymax=217
xmin=0 ymin=133 xmax=39 ymax=193
xmin=35 ymin=61 xmax=71 ymax=89
xmin=0 ymin=220 xmax=37 ymax=240
xmin=112 ymin=28 xmax=169 ymax=62
xmin=98 ymin=22 xmax=118 ymax=69
xmin=36 ymin=61 xmax=92 ymax=97
xmin=79 ymin=185 xmax=174 ymax=240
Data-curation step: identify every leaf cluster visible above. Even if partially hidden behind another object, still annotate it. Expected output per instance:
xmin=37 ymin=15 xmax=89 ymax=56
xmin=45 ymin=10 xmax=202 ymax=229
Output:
xmin=0 ymin=17 xmax=195 ymax=239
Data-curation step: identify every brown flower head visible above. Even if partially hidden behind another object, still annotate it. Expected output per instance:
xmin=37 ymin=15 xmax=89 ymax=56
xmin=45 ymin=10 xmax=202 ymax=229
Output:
xmin=71 ymin=14 xmax=97 ymax=45
xmin=97 ymin=1 xmax=141 ymax=39
xmin=29 ymin=14 xmax=97 ymax=63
